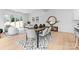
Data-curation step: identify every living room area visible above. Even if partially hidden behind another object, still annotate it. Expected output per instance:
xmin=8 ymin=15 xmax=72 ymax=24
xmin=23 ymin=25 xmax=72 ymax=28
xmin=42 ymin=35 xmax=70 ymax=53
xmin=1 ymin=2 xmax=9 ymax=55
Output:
xmin=0 ymin=9 xmax=79 ymax=50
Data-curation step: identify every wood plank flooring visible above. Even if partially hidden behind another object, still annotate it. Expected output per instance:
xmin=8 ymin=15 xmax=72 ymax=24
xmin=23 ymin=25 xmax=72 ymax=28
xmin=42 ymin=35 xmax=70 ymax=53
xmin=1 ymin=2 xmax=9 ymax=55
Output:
xmin=48 ymin=32 xmax=77 ymax=50
xmin=0 ymin=32 xmax=78 ymax=50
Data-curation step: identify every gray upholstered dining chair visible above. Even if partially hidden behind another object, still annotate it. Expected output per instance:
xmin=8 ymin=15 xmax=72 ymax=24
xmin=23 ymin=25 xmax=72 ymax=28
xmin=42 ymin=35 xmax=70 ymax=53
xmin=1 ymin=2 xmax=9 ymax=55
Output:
xmin=74 ymin=28 xmax=79 ymax=48
xmin=24 ymin=28 xmax=37 ymax=49
xmin=46 ymin=27 xmax=52 ymax=41
xmin=39 ymin=28 xmax=49 ymax=48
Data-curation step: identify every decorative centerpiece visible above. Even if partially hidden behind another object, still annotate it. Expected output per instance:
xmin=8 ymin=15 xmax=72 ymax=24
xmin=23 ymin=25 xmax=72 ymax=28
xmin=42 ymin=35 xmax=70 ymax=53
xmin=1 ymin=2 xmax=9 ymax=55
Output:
xmin=34 ymin=24 xmax=38 ymax=29
xmin=42 ymin=24 xmax=45 ymax=27
xmin=39 ymin=24 xmax=43 ymax=28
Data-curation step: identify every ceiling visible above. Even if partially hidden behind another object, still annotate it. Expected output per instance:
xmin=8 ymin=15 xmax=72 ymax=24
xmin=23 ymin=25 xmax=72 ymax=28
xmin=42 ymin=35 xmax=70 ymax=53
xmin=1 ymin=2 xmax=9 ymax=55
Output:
xmin=11 ymin=9 xmax=50 ymax=14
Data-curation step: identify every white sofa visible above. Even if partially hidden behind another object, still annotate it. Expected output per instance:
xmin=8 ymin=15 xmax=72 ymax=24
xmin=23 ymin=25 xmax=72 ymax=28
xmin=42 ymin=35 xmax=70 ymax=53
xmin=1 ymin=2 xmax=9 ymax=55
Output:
xmin=7 ymin=26 xmax=19 ymax=36
xmin=4 ymin=21 xmax=25 ymax=35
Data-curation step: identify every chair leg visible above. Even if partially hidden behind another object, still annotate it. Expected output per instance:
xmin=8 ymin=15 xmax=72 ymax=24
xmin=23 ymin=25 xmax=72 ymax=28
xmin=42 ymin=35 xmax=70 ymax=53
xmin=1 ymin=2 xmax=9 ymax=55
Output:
xmin=75 ymin=37 xmax=79 ymax=48
xmin=45 ymin=37 xmax=48 ymax=48
xmin=39 ymin=36 xmax=48 ymax=49
xmin=48 ymin=33 xmax=52 ymax=41
xmin=39 ymin=36 xmax=45 ymax=49
xmin=43 ymin=36 xmax=48 ymax=49
xmin=24 ymin=35 xmax=28 ymax=48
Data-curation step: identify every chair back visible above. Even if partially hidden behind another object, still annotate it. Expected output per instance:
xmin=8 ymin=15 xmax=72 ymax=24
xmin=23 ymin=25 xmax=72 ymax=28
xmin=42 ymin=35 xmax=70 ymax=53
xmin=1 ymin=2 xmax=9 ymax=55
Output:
xmin=26 ymin=28 xmax=37 ymax=39
xmin=47 ymin=27 xmax=51 ymax=34
xmin=42 ymin=28 xmax=48 ymax=36
xmin=74 ymin=28 xmax=79 ymax=38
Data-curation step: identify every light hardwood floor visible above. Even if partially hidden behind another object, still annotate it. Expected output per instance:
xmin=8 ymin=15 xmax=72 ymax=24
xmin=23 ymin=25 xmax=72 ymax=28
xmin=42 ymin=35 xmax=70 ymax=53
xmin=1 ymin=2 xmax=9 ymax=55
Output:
xmin=48 ymin=32 xmax=77 ymax=50
xmin=0 ymin=32 xmax=78 ymax=50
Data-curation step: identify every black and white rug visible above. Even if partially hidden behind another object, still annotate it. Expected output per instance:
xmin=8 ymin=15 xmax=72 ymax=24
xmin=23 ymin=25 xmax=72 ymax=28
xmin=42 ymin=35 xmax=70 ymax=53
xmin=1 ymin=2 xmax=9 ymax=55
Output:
xmin=16 ymin=34 xmax=52 ymax=50
xmin=16 ymin=37 xmax=51 ymax=50
xmin=16 ymin=39 xmax=48 ymax=50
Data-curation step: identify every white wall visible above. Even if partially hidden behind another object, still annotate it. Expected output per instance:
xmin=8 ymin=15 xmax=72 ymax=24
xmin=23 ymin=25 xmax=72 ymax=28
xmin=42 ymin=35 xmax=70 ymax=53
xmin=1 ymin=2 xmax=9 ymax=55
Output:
xmin=73 ymin=9 xmax=79 ymax=20
xmin=72 ymin=10 xmax=79 ymax=29
xmin=0 ymin=15 xmax=5 ymax=30
xmin=29 ymin=11 xmax=46 ymax=25
xmin=47 ymin=10 xmax=73 ymax=33
xmin=29 ymin=9 xmax=74 ymax=33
